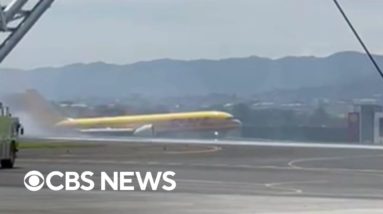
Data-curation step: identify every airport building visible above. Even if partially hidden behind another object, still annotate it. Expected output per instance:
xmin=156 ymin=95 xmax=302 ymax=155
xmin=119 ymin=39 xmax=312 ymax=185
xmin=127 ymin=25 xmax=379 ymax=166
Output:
xmin=348 ymin=104 xmax=383 ymax=144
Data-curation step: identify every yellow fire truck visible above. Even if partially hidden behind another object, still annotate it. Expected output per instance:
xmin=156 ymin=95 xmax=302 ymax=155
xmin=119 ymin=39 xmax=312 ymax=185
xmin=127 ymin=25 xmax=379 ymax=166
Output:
xmin=0 ymin=103 xmax=23 ymax=168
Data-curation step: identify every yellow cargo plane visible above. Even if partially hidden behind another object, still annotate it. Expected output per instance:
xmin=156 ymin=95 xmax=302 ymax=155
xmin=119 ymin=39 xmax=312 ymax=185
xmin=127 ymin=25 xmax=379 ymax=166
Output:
xmin=23 ymin=90 xmax=241 ymax=137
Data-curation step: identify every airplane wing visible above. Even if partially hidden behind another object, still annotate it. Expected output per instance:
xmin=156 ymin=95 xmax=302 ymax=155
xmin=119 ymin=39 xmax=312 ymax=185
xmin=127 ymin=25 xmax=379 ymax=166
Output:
xmin=79 ymin=128 xmax=135 ymax=135
xmin=78 ymin=124 xmax=154 ymax=136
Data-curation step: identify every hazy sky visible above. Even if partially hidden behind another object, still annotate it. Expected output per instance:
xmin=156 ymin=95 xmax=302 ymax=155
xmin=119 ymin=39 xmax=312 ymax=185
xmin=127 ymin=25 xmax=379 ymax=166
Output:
xmin=2 ymin=0 xmax=383 ymax=68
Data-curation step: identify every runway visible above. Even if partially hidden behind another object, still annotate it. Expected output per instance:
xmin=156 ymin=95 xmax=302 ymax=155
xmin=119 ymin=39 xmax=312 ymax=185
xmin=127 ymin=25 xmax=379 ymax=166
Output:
xmin=1 ymin=138 xmax=383 ymax=213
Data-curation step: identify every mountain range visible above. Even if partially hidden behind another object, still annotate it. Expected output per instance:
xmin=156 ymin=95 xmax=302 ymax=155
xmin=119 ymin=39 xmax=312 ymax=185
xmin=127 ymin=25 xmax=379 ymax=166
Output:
xmin=0 ymin=51 xmax=382 ymax=100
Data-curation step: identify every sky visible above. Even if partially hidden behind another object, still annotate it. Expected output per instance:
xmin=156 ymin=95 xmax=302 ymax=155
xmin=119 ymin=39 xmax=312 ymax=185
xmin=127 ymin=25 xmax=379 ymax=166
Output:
xmin=1 ymin=0 xmax=383 ymax=69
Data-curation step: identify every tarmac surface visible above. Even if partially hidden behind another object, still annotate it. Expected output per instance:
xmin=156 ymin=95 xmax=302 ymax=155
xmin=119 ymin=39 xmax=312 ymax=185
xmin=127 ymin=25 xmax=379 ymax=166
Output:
xmin=1 ymin=138 xmax=383 ymax=213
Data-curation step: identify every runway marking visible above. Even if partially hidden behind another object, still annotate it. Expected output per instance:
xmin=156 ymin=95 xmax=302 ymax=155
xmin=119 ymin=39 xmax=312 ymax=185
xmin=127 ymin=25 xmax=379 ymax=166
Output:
xmin=288 ymin=154 xmax=383 ymax=174
xmin=179 ymin=179 xmax=331 ymax=195
xmin=18 ymin=155 xmax=383 ymax=174
xmin=146 ymin=161 xmax=160 ymax=165
xmin=163 ymin=162 xmax=184 ymax=166
xmin=177 ymin=179 xmax=296 ymax=195
xmin=178 ymin=179 xmax=229 ymax=185
xmin=264 ymin=180 xmax=328 ymax=195
xmin=264 ymin=182 xmax=302 ymax=194
xmin=164 ymin=146 xmax=221 ymax=155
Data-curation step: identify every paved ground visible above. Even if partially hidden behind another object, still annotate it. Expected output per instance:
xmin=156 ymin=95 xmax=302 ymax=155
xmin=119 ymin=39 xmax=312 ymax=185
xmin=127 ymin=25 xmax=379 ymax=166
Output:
xmin=1 ymin=139 xmax=383 ymax=213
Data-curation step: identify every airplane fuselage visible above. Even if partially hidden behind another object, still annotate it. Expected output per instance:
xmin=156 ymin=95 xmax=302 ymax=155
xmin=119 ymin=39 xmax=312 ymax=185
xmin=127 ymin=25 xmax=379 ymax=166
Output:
xmin=55 ymin=111 xmax=241 ymax=136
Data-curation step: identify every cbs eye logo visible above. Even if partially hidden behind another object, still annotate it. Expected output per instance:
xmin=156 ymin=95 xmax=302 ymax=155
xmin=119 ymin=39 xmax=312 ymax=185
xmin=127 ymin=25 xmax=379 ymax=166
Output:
xmin=24 ymin=171 xmax=45 ymax=192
